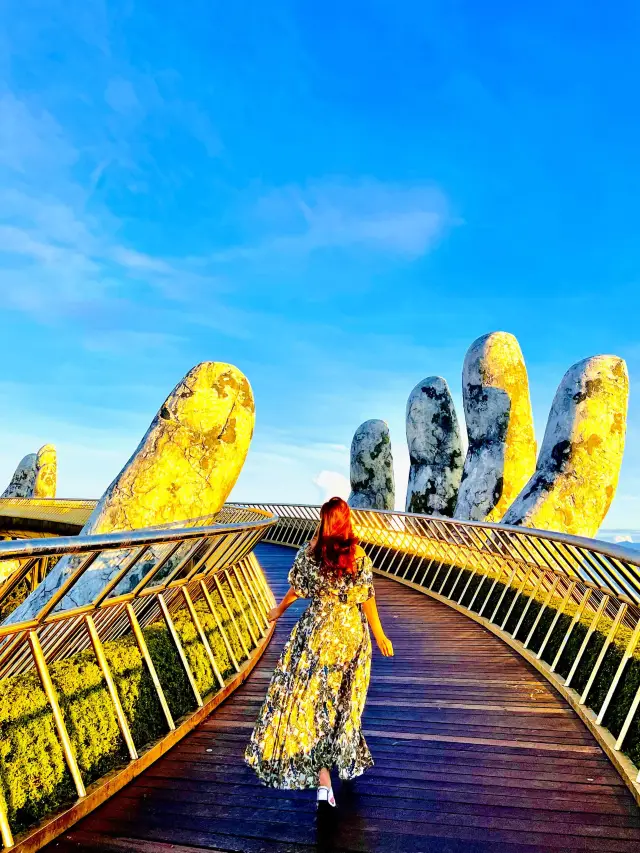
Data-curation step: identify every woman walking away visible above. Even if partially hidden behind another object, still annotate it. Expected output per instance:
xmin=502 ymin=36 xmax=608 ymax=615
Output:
xmin=244 ymin=496 xmax=393 ymax=809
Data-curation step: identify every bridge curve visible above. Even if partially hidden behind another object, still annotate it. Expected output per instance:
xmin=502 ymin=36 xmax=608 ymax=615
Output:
xmin=48 ymin=544 xmax=640 ymax=853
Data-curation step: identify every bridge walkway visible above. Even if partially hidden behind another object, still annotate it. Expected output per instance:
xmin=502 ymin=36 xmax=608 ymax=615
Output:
xmin=47 ymin=544 xmax=640 ymax=853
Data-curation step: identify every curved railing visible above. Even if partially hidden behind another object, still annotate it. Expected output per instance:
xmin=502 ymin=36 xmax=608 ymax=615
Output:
xmin=0 ymin=498 xmax=96 ymax=536
xmin=232 ymin=502 xmax=640 ymax=804
xmin=0 ymin=505 xmax=277 ymax=851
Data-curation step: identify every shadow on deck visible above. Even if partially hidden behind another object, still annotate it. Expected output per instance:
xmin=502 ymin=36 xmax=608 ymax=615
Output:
xmin=46 ymin=544 xmax=640 ymax=853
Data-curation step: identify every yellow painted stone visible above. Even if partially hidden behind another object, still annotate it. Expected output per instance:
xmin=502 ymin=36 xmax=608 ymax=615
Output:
xmin=482 ymin=333 xmax=537 ymax=521
xmin=85 ymin=362 xmax=255 ymax=534
xmin=502 ymin=356 xmax=628 ymax=538
xmin=33 ymin=444 xmax=57 ymax=499
xmin=455 ymin=332 xmax=537 ymax=522
xmin=4 ymin=363 xmax=255 ymax=622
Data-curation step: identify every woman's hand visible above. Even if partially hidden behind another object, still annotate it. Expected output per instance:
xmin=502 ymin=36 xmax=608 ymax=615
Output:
xmin=267 ymin=606 xmax=281 ymax=622
xmin=375 ymin=633 xmax=394 ymax=657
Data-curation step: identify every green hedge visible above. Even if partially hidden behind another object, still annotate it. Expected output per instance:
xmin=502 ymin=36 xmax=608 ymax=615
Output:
xmin=0 ymin=577 xmax=30 ymax=623
xmin=409 ymin=555 xmax=640 ymax=767
xmin=0 ymin=580 xmax=256 ymax=837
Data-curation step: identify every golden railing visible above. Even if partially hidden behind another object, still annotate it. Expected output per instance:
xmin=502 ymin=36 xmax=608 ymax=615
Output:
xmin=0 ymin=498 xmax=97 ymax=536
xmin=232 ymin=502 xmax=640 ymax=804
xmin=0 ymin=505 xmax=277 ymax=851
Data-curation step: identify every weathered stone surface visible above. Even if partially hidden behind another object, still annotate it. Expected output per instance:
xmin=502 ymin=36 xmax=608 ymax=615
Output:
xmin=348 ymin=419 xmax=395 ymax=511
xmin=1 ymin=444 xmax=57 ymax=500
xmin=2 ymin=454 xmax=37 ymax=498
xmin=502 ymin=356 xmax=628 ymax=537
xmin=455 ymin=332 xmax=537 ymax=523
xmin=33 ymin=444 xmax=57 ymax=498
xmin=405 ymin=377 xmax=463 ymax=516
xmin=6 ymin=362 xmax=255 ymax=623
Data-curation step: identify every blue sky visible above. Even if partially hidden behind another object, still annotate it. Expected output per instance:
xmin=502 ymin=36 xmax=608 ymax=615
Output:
xmin=0 ymin=0 xmax=639 ymax=531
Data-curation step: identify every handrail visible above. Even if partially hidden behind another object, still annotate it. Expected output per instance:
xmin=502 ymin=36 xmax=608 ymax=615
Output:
xmin=230 ymin=501 xmax=640 ymax=605
xmin=0 ymin=508 xmax=273 ymax=561
xmin=0 ymin=505 xmax=274 ymax=628
xmin=232 ymin=501 xmax=640 ymax=803
xmin=0 ymin=504 xmax=278 ymax=850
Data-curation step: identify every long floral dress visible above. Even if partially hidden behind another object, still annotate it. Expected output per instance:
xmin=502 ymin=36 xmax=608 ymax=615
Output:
xmin=244 ymin=543 xmax=375 ymax=789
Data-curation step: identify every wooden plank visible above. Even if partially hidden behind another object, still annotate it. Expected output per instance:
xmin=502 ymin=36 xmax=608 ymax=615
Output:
xmin=44 ymin=542 xmax=640 ymax=853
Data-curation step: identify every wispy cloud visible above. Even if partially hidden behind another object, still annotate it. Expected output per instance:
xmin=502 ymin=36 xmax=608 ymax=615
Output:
xmin=0 ymin=89 xmax=225 ymax=322
xmin=213 ymin=179 xmax=451 ymax=262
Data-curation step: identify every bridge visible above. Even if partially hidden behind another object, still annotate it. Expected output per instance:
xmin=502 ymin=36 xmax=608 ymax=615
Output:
xmin=1 ymin=502 xmax=640 ymax=852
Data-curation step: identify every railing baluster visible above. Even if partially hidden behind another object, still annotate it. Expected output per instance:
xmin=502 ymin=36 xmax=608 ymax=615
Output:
xmin=157 ymin=594 xmax=203 ymax=707
xmin=489 ymin=567 xmax=518 ymax=623
xmin=615 ymin=680 xmax=640 ymax=751
xmin=500 ymin=565 xmax=534 ymax=630
xmin=524 ymin=575 xmax=561 ymax=650
xmin=232 ymin=565 xmax=266 ymax=636
xmin=28 ymin=630 xmax=87 ymax=798
xmin=181 ymin=587 xmax=225 ymax=691
xmin=125 ymin=603 xmax=175 ymax=731
xmin=551 ymin=588 xmax=592 ymax=673
xmin=225 ymin=569 xmax=258 ymax=648
xmin=536 ymin=580 xmax=577 ymax=660
xmin=564 ymin=593 xmax=609 ymax=688
xmin=595 ymin=617 xmax=640 ymax=725
xmin=0 ymin=796 xmax=13 ymax=849
xmin=238 ymin=561 xmax=269 ymax=626
xmin=85 ymin=613 xmax=138 ymax=760
xmin=200 ymin=579 xmax=240 ymax=673
xmin=580 ymin=603 xmax=627 ymax=706
xmin=214 ymin=573 xmax=250 ymax=659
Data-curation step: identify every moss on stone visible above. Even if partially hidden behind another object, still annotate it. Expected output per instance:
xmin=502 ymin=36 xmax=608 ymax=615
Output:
xmin=0 ymin=582 xmax=255 ymax=837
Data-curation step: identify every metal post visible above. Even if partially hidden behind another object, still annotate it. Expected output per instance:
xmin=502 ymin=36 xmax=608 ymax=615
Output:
xmin=239 ymin=561 xmax=269 ymax=624
xmin=551 ymin=588 xmax=592 ymax=673
xmin=125 ymin=603 xmax=175 ymax=731
xmin=0 ymin=795 xmax=13 ymax=849
xmin=536 ymin=580 xmax=577 ymax=661
xmin=565 ymin=594 xmax=609 ymax=688
xmin=244 ymin=555 xmax=273 ymax=611
xmin=595 ymin=617 xmax=640 ymax=725
xmin=225 ymin=569 xmax=258 ymax=648
xmin=181 ymin=587 xmax=225 ymax=690
xmin=523 ymin=575 xmax=560 ymax=649
xmin=214 ymin=574 xmax=249 ymax=659
xmin=28 ymin=630 xmax=86 ymax=798
xmin=615 ymin=680 xmax=640 ymax=751
xmin=580 ymin=603 xmax=627 ymax=706
xmin=499 ymin=565 xmax=535 ymax=630
xmin=157 ymin=594 xmax=203 ymax=707
xmin=199 ymin=579 xmax=240 ymax=673
xmin=232 ymin=565 xmax=266 ymax=635
xmin=85 ymin=614 xmax=138 ymax=760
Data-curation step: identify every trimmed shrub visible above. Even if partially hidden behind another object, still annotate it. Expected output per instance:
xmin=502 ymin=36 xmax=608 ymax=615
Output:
xmin=0 ymin=580 xmax=256 ymax=837
xmin=400 ymin=554 xmax=640 ymax=770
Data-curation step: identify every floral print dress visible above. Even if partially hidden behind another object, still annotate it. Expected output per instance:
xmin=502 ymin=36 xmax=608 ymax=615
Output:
xmin=244 ymin=543 xmax=375 ymax=789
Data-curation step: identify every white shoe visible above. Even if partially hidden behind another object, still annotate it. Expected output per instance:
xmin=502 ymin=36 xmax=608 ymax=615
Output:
xmin=317 ymin=785 xmax=336 ymax=808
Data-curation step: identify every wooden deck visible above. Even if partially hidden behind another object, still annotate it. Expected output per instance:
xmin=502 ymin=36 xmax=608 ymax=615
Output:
xmin=47 ymin=544 xmax=640 ymax=853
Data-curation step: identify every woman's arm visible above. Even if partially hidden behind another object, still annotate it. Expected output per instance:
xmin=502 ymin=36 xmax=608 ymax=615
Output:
xmin=267 ymin=586 xmax=301 ymax=622
xmin=362 ymin=596 xmax=394 ymax=656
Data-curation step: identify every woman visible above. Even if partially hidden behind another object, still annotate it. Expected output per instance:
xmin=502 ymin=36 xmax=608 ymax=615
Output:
xmin=244 ymin=496 xmax=393 ymax=808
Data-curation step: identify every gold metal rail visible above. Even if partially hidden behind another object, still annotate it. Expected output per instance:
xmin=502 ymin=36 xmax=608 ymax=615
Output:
xmin=0 ymin=505 xmax=277 ymax=850
xmin=232 ymin=502 xmax=640 ymax=803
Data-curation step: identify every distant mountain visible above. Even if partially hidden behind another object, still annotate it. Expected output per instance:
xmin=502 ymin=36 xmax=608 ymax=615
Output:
xmin=598 ymin=530 xmax=640 ymax=552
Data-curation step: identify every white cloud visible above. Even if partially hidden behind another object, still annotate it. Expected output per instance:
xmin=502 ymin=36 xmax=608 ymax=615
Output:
xmin=213 ymin=178 xmax=451 ymax=262
xmin=313 ymin=470 xmax=350 ymax=502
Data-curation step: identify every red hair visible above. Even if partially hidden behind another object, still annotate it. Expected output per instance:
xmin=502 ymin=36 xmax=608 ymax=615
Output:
xmin=312 ymin=497 xmax=358 ymax=578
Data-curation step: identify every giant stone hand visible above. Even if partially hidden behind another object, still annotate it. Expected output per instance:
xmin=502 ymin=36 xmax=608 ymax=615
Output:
xmin=4 ymin=362 xmax=255 ymax=623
